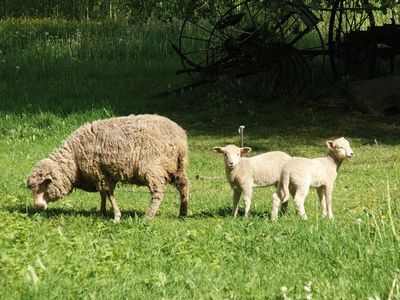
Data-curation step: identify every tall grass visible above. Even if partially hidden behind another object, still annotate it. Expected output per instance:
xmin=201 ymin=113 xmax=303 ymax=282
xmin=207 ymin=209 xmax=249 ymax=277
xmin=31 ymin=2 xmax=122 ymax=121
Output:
xmin=0 ymin=17 xmax=399 ymax=299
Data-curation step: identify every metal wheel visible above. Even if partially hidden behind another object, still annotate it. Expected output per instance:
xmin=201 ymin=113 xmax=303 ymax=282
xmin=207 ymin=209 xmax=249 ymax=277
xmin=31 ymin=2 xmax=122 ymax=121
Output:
xmin=175 ymin=0 xmax=325 ymax=93
xmin=328 ymin=0 xmax=376 ymax=79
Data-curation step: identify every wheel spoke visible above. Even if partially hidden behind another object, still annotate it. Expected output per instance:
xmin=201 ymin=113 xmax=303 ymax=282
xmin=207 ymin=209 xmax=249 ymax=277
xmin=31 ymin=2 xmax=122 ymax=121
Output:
xmin=181 ymin=35 xmax=220 ymax=45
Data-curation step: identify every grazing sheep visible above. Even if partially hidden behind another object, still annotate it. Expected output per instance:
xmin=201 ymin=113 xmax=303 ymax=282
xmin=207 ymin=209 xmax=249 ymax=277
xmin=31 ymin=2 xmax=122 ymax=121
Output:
xmin=272 ymin=137 xmax=353 ymax=221
xmin=27 ymin=114 xmax=189 ymax=221
xmin=213 ymin=145 xmax=291 ymax=217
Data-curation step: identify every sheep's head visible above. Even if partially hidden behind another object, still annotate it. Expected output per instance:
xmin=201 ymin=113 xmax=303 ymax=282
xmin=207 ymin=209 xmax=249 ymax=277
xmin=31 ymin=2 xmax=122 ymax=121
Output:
xmin=27 ymin=158 xmax=68 ymax=210
xmin=213 ymin=145 xmax=251 ymax=169
xmin=327 ymin=137 xmax=354 ymax=161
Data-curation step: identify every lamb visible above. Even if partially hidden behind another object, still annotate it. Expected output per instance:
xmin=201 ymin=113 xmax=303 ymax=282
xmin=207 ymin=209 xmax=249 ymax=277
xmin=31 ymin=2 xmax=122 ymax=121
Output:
xmin=213 ymin=145 xmax=291 ymax=217
xmin=272 ymin=137 xmax=353 ymax=221
xmin=27 ymin=114 xmax=189 ymax=221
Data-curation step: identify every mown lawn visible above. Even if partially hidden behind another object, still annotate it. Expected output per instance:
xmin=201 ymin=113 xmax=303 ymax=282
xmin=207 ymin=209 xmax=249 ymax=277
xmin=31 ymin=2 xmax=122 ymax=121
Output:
xmin=0 ymin=18 xmax=399 ymax=299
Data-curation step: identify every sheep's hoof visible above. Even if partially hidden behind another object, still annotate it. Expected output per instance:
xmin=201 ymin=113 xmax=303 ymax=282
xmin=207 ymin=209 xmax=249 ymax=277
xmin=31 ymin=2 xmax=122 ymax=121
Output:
xmin=145 ymin=213 xmax=156 ymax=219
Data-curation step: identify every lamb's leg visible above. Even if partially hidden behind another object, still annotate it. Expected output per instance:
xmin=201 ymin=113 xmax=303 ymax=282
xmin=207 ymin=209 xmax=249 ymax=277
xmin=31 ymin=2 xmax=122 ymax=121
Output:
xmin=271 ymin=192 xmax=281 ymax=221
xmin=281 ymin=186 xmax=295 ymax=215
xmin=325 ymin=186 xmax=334 ymax=219
xmin=99 ymin=192 xmax=107 ymax=216
xmin=146 ymin=181 xmax=166 ymax=218
xmin=294 ymin=186 xmax=309 ymax=220
xmin=242 ymin=186 xmax=253 ymax=217
xmin=232 ymin=188 xmax=242 ymax=217
xmin=108 ymin=193 xmax=121 ymax=222
xmin=175 ymin=174 xmax=189 ymax=218
xmin=317 ymin=187 xmax=327 ymax=217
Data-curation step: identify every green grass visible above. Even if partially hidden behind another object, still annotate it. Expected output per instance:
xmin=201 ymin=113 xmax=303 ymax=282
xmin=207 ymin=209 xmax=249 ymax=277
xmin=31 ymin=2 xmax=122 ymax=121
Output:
xmin=0 ymin=18 xmax=400 ymax=299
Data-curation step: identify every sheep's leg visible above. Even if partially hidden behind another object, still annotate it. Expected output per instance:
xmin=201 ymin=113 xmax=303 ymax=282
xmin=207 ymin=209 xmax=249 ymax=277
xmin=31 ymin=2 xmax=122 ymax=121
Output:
xmin=99 ymin=192 xmax=107 ymax=216
xmin=294 ymin=187 xmax=309 ymax=220
xmin=271 ymin=192 xmax=281 ymax=221
xmin=175 ymin=174 xmax=189 ymax=218
xmin=108 ymin=193 xmax=121 ymax=222
xmin=242 ymin=186 xmax=253 ymax=217
xmin=325 ymin=186 xmax=334 ymax=219
xmin=146 ymin=181 xmax=166 ymax=218
xmin=317 ymin=188 xmax=327 ymax=217
xmin=232 ymin=188 xmax=242 ymax=218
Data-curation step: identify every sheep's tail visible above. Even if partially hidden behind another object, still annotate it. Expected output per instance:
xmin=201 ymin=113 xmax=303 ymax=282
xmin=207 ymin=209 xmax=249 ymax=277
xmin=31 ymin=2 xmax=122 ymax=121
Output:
xmin=279 ymin=170 xmax=290 ymax=204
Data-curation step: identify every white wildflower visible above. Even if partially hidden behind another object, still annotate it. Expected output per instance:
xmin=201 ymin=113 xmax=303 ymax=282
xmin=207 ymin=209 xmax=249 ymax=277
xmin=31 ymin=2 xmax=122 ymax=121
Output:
xmin=35 ymin=257 xmax=46 ymax=270
xmin=26 ymin=265 xmax=39 ymax=285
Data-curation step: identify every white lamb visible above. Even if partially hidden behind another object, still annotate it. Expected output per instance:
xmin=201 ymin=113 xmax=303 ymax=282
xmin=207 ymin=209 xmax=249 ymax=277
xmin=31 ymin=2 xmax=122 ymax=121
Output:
xmin=272 ymin=137 xmax=354 ymax=220
xmin=213 ymin=145 xmax=291 ymax=217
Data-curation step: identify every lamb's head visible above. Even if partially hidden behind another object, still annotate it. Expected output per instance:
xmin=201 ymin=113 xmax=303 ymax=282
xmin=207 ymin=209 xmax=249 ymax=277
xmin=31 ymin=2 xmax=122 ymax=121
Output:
xmin=327 ymin=137 xmax=354 ymax=161
xmin=27 ymin=158 xmax=70 ymax=210
xmin=213 ymin=145 xmax=252 ymax=169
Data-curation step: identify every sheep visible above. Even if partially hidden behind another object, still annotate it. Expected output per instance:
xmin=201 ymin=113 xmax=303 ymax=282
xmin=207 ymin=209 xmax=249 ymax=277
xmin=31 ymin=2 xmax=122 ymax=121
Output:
xmin=213 ymin=145 xmax=291 ymax=217
xmin=27 ymin=114 xmax=189 ymax=221
xmin=272 ymin=137 xmax=353 ymax=221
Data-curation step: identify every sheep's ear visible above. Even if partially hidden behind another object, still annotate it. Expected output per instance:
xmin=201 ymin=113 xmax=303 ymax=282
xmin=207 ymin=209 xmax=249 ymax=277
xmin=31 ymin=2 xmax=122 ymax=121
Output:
xmin=326 ymin=140 xmax=335 ymax=150
xmin=213 ymin=147 xmax=225 ymax=154
xmin=42 ymin=174 xmax=53 ymax=185
xmin=241 ymin=147 xmax=252 ymax=155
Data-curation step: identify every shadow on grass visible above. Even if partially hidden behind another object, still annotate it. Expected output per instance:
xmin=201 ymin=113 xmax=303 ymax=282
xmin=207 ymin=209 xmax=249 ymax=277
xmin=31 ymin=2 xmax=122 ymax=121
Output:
xmin=6 ymin=205 xmax=146 ymax=219
xmin=189 ymin=206 xmax=271 ymax=219
xmin=7 ymin=204 xmax=272 ymax=220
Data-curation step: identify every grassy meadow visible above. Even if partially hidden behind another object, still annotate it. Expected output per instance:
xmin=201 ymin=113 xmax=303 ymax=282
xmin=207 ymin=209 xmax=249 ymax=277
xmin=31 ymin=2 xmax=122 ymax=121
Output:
xmin=0 ymin=18 xmax=400 ymax=299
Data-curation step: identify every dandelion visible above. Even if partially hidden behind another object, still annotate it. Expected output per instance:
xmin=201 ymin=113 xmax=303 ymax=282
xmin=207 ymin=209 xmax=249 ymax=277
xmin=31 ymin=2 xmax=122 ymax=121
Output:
xmin=356 ymin=218 xmax=362 ymax=225
xmin=15 ymin=66 xmax=20 ymax=71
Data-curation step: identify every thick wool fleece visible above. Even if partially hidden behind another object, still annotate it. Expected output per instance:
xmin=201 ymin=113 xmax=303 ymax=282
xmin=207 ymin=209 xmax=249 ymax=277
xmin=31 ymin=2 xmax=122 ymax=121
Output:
xmin=27 ymin=114 xmax=189 ymax=219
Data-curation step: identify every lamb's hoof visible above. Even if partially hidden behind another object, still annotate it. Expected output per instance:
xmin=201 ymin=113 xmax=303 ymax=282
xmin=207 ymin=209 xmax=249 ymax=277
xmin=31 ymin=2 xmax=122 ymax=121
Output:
xmin=301 ymin=215 xmax=308 ymax=221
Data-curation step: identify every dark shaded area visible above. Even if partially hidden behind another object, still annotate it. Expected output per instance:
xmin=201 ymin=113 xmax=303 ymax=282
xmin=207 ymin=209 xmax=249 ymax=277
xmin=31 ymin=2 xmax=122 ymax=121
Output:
xmin=190 ymin=206 xmax=271 ymax=219
xmin=2 ymin=71 xmax=400 ymax=146
xmin=6 ymin=205 xmax=146 ymax=219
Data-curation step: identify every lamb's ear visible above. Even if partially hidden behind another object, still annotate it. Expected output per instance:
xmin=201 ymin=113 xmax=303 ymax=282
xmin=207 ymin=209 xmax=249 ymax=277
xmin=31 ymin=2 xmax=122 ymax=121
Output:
xmin=213 ymin=147 xmax=225 ymax=154
xmin=326 ymin=140 xmax=335 ymax=150
xmin=241 ymin=147 xmax=252 ymax=155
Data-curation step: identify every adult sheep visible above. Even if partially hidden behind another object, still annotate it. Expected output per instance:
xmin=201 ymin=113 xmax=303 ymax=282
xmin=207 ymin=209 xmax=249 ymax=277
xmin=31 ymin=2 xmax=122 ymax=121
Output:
xmin=27 ymin=114 xmax=189 ymax=221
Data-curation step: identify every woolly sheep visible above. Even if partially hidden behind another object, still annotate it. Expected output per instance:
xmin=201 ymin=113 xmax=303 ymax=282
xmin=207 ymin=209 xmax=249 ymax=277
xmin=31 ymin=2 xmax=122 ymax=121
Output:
xmin=213 ymin=145 xmax=291 ymax=217
xmin=272 ymin=137 xmax=353 ymax=220
xmin=27 ymin=114 xmax=189 ymax=221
